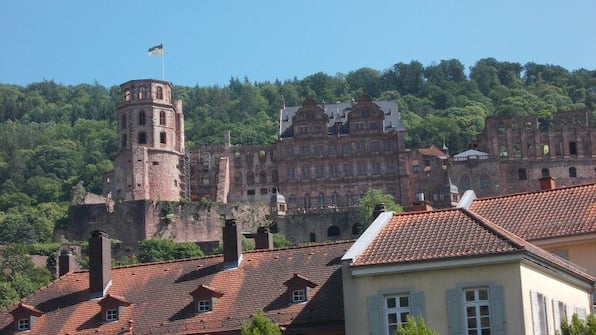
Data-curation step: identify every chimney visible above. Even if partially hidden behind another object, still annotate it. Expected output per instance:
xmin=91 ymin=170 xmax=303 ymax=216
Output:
xmin=255 ymin=227 xmax=273 ymax=250
xmin=58 ymin=249 xmax=76 ymax=277
xmin=539 ymin=176 xmax=556 ymax=190
xmin=89 ymin=230 xmax=112 ymax=299
xmin=373 ymin=203 xmax=386 ymax=220
xmin=223 ymin=219 xmax=242 ymax=269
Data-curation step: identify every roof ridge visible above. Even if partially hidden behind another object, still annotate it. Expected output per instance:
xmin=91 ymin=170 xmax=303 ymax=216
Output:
xmin=244 ymin=239 xmax=355 ymax=255
xmin=460 ymin=208 xmax=527 ymax=250
xmin=474 ymin=182 xmax=596 ymax=202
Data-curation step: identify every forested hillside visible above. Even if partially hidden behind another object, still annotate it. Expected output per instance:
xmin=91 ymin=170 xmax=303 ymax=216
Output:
xmin=0 ymin=58 xmax=595 ymax=245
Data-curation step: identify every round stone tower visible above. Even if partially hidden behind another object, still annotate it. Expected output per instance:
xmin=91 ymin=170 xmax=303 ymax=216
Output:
xmin=105 ymin=79 xmax=185 ymax=201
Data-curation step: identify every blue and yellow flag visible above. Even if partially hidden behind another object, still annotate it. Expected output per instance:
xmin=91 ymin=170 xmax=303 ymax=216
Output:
xmin=148 ymin=44 xmax=163 ymax=55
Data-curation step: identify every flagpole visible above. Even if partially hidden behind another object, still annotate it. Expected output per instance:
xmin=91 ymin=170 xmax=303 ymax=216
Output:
xmin=161 ymin=41 xmax=165 ymax=81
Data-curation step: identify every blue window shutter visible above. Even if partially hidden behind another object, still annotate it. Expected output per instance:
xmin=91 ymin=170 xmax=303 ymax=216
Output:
xmin=411 ymin=291 xmax=426 ymax=318
xmin=368 ymin=295 xmax=383 ymax=335
xmin=490 ymin=285 xmax=506 ymax=335
xmin=446 ymin=288 xmax=463 ymax=335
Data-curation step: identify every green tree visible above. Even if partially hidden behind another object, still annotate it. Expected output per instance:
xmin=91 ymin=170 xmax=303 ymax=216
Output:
xmin=396 ymin=316 xmax=438 ymax=335
xmin=358 ymin=189 xmax=403 ymax=228
xmin=560 ymin=313 xmax=596 ymax=335
xmin=138 ymin=238 xmax=204 ymax=263
xmin=241 ymin=310 xmax=282 ymax=335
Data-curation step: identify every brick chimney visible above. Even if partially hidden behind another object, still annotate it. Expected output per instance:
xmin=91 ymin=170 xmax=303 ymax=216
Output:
xmin=58 ymin=249 xmax=76 ymax=277
xmin=255 ymin=227 xmax=273 ymax=250
xmin=223 ymin=219 xmax=242 ymax=269
xmin=89 ymin=230 xmax=112 ymax=299
xmin=539 ymin=176 xmax=556 ymax=190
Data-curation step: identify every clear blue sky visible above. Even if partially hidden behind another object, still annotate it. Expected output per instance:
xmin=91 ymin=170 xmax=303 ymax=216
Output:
xmin=1 ymin=0 xmax=595 ymax=88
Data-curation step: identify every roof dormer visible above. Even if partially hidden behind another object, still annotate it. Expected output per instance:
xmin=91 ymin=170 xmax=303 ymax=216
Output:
xmin=283 ymin=273 xmax=318 ymax=304
xmin=10 ymin=303 xmax=43 ymax=332
xmin=190 ymin=284 xmax=224 ymax=314
xmin=98 ymin=294 xmax=130 ymax=322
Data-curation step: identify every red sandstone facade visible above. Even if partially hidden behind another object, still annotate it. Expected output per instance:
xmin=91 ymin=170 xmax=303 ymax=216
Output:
xmin=104 ymin=79 xmax=185 ymax=202
xmin=450 ymin=110 xmax=596 ymax=197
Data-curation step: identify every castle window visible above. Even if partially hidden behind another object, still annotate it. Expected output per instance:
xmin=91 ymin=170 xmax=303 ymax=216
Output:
xmin=259 ymin=171 xmax=267 ymax=184
xmin=327 ymin=225 xmax=340 ymax=237
xmin=156 ymin=86 xmax=163 ymax=99
xmin=271 ymin=169 xmax=278 ymax=183
xmin=301 ymin=166 xmax=310 ymax=178
xmin=372 ymin=161 xmax=381 ymax=174
xmin=247 ymin=189 xmax=255 ymax=196
xmin=569 ymin=167 xmax=577 ymax=178
xmin=139 ymin=111 xmax=146 ymax=125
xmin=541 ymin=168 xmax=550 ymax=178
xmin=460 ymin=175 xmax=470 ymax=191
xmin=138 ymin=86 xmax=146 ymax=99
xmin=122 ymin=135 xmax=127 ymax=147
xmin=518 ymin=168 xmax=527 ymax=180
xmin=343 ymin=163 xmax=353 ymax=176
xmin=124 ymin=89 xmax=131 ymax=101
xmin=357 ymin=162 xmax=367 ymax=175
xmin=309 ymin=232 xmax=316 ymax=242
xmin=260 ymin=188 xmax=268 ymax=195
xmin=317 ymin=193 xmax=325 ymax=207
xmin=569 ymin=142 xmax=577 ymax=155
xmin=247 ymin=172 xmax=255 ymax=185
xmin=370 ymin=141 xmax=380 ymax=153
xmin=234 ymin=173 xmax=242 ymax=184
xmin=342 ymin=143 xmax=352 ymax=155
xmin=138 ymin=132 xmax=147 ymax=144
xmin=479 ymin=174 xmax=491 ymax=189
xmin=355 ymin=142 xmax=365 ymax=153
xmin=160 ymin=111 xmax=166 ymax=125
xmin=331 ymin=192 xmax=339 ymax=206
xmin=121 ymin=115 xmax=127 ymax=129
xmin=543 ymin=144 xmax=550 ymax=156
xmin=315 ymin=165 xmax=324 ymax=178
xmin=160 ymin=132 xmax=166 ymax=144
xmin=287 ymin=167 xmax=295 ymax=180
xmin=303 ymin=194 xmax=311 ymax=208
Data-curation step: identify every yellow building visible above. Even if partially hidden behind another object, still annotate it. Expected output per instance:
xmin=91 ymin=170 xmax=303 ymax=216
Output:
xmin=342 ymin=209 xmax=594 ymax=335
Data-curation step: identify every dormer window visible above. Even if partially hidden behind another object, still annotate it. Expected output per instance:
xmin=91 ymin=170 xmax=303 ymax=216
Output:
xmin=198 ymin=300 xmax=211 ymax=313
xmin=283 ymin=273 xmax=317 ymax=304
xmin=106 ymin=309 xmax=118 ymax=321
xmin=17 ymin=318 xmax=30 ymax=331
xmin=190 ymin=284 xmax=223 ymax=314
xmin=10 ymin=303 xmax=43 ymax=332
xmin=292 ymin=289 xmax=306 ymax=303
xmin=98 ymin=294 xmax=130 ymax=323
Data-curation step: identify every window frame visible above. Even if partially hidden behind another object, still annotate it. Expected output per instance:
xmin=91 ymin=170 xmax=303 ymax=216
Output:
xmin=105 ymin=308 xmax=118 ymax=322
xmin=17 ymin=318 xmax=30 ymax=331
xmin=384 ymin=294 xmax=411 ymax=335
xmin=197 ymin=299 xmax=212 ymax=313
xmin=292 ymin=289 xmax=306 ymax=303
xmin=463 ymin=287 xmax=491 ymax=335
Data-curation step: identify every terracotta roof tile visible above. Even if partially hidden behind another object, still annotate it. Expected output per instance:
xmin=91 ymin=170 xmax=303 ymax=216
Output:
xmin=0 ymin=241 xmax=352 ymax=335
xmin=351 ymin=208 xmax=594 ymax=282
xmin=469 ymin=183 xmax=596 ymax=240
xmin=418 ymin=145 xmax=447 ymax=158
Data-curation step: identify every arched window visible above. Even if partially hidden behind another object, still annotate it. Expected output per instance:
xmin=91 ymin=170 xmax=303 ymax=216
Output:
xmin=304 ymin=194 xmax=311 ymax=209
xmin=160 ymin=132 xmax=166 ymax=144
xmin=121 ymin=114 xmax=126 ymax=129
xmin=352 ymin=223 xmax=363 ymax=235
xmin=541 ymin=168 xmax=550 ymax=178
xmin=331 ymin=192 xmax=339 ymax=207
xmin=160 ymin=111 xmax=166 ymax=125
xmin=138 ymin=86 xmax=146 ymax=99
xmin=327 ymin=225 xmax=340 ymax=237
xmin=139 ymin=111 xmax=146 ymax=125
xmin=156 ymin=86 xmax=163 ymax=99
xmin=569 ymin=167 xmax=577 ymax=178
xmin=346 ymin=192 xmax=354 ymax=207
xmin=124 ymin=89 xmax=131 ymax=101
xmin=309 ymin=232 xmax=316 ymax=243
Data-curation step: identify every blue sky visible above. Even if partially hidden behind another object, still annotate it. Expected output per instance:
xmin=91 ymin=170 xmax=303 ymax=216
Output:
xmin=1 ymin=0 xmax=595 ymax=88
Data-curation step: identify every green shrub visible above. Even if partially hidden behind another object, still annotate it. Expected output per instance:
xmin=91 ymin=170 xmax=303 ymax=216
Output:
xmin=396 ymin=316 xmax=438 ymax=335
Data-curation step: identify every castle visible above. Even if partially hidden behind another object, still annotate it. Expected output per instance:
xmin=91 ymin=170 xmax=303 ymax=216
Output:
xmin=64 ymin=79 xmax=596 ymax=246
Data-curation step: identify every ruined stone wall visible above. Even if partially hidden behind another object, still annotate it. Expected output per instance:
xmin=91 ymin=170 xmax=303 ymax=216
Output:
xmin=275 ymin=210 xmax=360 ymax=245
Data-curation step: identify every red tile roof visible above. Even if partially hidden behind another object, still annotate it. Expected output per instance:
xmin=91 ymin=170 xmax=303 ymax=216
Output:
xmin=469 ymin=183 xmax=596 ymax=240
xmin=0 ymin=241 xmax=352 ymax=335
xmin=350 ymin=208 xmax=594 ymax=282
xmin=418 ymin=145 xmax=447 ymax=158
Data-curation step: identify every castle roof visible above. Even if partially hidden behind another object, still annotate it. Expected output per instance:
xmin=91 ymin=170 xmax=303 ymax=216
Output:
xmin=280 ymin=98 xmax=404 ymax=138
xmin=0 ymin=241 xmax=352 ymax=335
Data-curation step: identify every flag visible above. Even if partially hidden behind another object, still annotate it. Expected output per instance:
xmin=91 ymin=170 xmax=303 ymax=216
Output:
xmin=148 ymin=44 xmax=163 ymax=56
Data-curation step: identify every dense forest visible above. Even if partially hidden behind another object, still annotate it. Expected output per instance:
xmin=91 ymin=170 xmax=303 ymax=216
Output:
xmin=0 ymin=58 xmax=595 ymax=245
